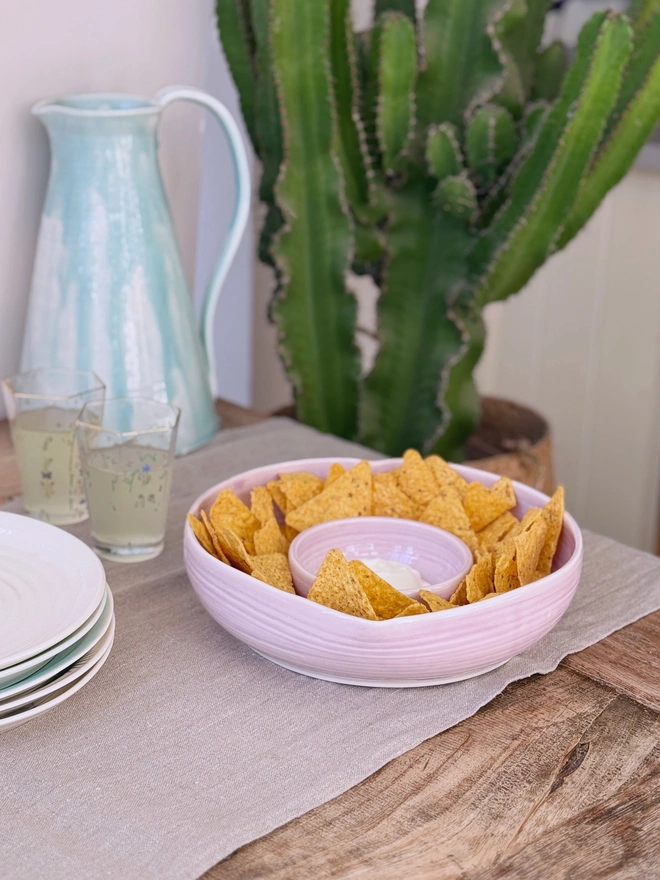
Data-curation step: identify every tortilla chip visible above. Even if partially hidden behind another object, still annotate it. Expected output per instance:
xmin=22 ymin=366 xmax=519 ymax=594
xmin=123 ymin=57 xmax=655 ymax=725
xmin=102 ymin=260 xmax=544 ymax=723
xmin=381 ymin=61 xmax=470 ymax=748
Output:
xmin=200 ymin=510 xmax=230 ymax=564
xmin=520 ymin=507 xmax=544 ymax=530
xmin=394 ymin=603 xmax=430 ymax=617
xmin=210 ymin=489 xmax=260 ymax=546
xmin=285 ymin=461 xmax=372 ymax=532
xmin=474 ymin=545 xmax=493 ymax=563
xmin=425 ymin=455 xmax=469 ymax=498
xmin=494 ymin=549 xmax=520 ymax=593
xmin=492 ymin=508 xmax=541 ymax=562
xmin=492 ymin=539 xmax=513 ymax=567
xmin=250 ymin=552 xmax=295 ymax=593
xmin=371 ymin=478 xmax=417 ymax=519
xmin=396 ymin=449 xmax=440 ymax=508
xmin=325 ymin=463 xmax=346 ymax=486
xmin=279 ymin=472 xmax=324 ymax=511
xmin=373 ymin=470 xmax=399 ymax=489
xmin=491 ymin=476 xmax=517 ymax=508
xmin=267 ymin=480 xmax=289 ymax=515
xmin=250 ymin=486 xmax=276 ymax=527
xmin=478 ymin=592 xmax=498 ymax=601
xmin=419 ymin=486 xmax=481 ymax=559
xmin=348 ymin=559 xmax=422 ymax=619
xmin=449 ymin=579 xmax=468 ymax=606
xmin=188 ymin=513 xmax=217 ymax=558
xmin=253 ymin=517 xmax=289 ymax=556
xmin=478 ymin=511 xmax=519 ymax=551
xmin=307 ymin=549 xmax=377 ymax=620
xmin=282 ymin=470 xmax=324 ymax=484
xmin=419 ymin=590 xmax=454 ymax=612
xmin=284 ymin=524 xmax=299 ymax=543
xmin=463 ymin=481 xmax=516 ymax=532
xmin=465 ymin=556 xmax=494 ymax=603
xmin=536 ymin=486 xmax=565 ymax=578
xmin=515 ymin=516 xmax=548 ymax=585
xmin=213 ymin=525 xmax=253 ymax=573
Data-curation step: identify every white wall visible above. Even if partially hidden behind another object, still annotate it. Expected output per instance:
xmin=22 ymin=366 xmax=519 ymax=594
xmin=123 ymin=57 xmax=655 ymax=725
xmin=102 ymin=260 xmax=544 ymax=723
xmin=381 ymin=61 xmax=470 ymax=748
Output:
xmin=195 ymin=28 xmax=254 ymax=409
xmin=0 ymin=0 xmax=253 ymax=418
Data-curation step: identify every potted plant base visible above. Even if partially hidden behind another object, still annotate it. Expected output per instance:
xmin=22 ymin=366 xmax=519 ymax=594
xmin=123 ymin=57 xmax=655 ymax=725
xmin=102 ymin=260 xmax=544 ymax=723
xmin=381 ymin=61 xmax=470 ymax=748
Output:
xmin=464 ymin=398 xmax=553 ymax=495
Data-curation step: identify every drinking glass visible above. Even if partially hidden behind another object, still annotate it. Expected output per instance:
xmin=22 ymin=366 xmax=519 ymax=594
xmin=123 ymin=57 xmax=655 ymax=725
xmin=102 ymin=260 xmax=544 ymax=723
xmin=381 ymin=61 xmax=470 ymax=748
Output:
xmin=1 ymin=368 xmax=105 ymax=524
xmin=76 ymin=398 xmax=180 ymax=563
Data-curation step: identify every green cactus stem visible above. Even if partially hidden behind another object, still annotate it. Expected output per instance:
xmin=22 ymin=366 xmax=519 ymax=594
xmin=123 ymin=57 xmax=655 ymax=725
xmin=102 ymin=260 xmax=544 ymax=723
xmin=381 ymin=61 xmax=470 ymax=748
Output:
xmin=559 ymin=9 xmax=660 ymax=247
xmin=432 ymin=309 xmax=485 ymax=460
xmin=497 ymin=0 xmax=553 ymax=101
xmin=629 ymin=0 xmax=660 ymax=31
xmin=360 ymin=179 xmax=469 ymax=454
xmin=522 ymin=100 xmax=549 ymax=140
xmin=270 ymin=0 xmax=360 ymax=438
xmin=250 ymin=0 xmax=286 ymax=264
xmin=217 ymin=0 xmax=660 ymax=459
xmin=377 ymin=12 xmax=417 ymax=174
xmin=426 ymin=123 xmax=463 ymax=179
xmin=473 ymin=13 xmax=633 ymax=305
xmin=434 ymin=173 xmax=478 ymax=223
xmin=416 ymin=0 xmax=505 ymax=132
xmin=215 ymin=1 xmax=259 ymax=150
xmin=439 ymin=12 xmax=633 ymax=456
xmin=466 ymin=104 xmax=517 ymax=189
xmin=329 ymin=0 xmax=372 ymax=217
xmin=532 ymin=42 xmax=568 ymax=102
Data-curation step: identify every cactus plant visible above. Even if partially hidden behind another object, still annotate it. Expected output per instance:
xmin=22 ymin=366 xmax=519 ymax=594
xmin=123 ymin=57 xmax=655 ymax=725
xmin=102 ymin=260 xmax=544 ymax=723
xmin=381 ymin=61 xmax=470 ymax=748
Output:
xmin=216 ymin=0 xmax=660 ymax=459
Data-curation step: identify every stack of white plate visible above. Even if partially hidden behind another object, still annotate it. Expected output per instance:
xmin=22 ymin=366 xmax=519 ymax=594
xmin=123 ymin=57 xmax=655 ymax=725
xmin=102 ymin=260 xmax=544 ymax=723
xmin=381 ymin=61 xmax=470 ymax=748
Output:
xmin=0 ymin=511 xmax=114 ymax=733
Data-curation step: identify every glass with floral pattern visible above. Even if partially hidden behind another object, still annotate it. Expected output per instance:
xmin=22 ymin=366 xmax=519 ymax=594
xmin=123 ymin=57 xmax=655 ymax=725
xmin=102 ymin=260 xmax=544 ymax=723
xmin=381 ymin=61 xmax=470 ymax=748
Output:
xmin=2 ymin=368 xmax=105 ymax=524
xmin=76 ymin=398 xmax=180 ymax=562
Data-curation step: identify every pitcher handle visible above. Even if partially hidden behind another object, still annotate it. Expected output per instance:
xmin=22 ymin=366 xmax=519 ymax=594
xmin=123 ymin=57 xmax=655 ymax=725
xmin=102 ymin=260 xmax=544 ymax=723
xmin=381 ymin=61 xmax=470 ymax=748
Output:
xmin=155 ymin=86 xmax=251 ymax=398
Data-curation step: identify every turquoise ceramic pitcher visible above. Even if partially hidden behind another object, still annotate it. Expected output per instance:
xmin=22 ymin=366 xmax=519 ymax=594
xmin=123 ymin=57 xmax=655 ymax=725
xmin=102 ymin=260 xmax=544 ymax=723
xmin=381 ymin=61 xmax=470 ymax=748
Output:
xmin=20 ymin=87 xmax=250 ymax=453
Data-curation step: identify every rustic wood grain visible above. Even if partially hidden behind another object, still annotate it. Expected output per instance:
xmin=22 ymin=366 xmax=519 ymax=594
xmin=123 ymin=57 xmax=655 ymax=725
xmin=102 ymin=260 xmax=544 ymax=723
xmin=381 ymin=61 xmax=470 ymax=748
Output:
xmin=205 ymin=669 xmax=660 ymax=880
xmin=214 ymin=398 xmax=267 ymax=429
xmin=468 ymin=766 xmax=660 ymax=880
xmin=563 ymin=610 xmax=660 ymax=712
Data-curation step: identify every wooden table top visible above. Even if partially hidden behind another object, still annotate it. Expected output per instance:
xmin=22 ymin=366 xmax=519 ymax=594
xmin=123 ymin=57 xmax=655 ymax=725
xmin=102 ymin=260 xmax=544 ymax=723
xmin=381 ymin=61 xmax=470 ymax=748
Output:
xmin=2 ymin=403 xmax=660 ymax=879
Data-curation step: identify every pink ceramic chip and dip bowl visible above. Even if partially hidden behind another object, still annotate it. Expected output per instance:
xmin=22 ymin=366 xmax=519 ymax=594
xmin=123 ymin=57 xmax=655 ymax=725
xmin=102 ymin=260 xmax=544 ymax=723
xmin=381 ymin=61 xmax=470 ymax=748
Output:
xmin=288 ymin=517 xmax=473 ymax=599
xmin=183 ymin=457 xmax=583 ymax=688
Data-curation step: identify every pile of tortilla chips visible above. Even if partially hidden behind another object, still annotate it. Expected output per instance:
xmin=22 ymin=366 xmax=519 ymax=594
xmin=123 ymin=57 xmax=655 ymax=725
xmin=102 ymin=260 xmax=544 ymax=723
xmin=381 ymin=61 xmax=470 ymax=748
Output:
xmin=188 ymin=449 xmax=565 ymax=619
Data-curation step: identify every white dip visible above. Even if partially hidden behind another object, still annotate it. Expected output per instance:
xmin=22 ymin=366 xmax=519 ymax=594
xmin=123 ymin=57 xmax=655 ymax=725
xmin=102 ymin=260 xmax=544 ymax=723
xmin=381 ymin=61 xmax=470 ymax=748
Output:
xmin=359 ymin=558 xmax=429 ymax=593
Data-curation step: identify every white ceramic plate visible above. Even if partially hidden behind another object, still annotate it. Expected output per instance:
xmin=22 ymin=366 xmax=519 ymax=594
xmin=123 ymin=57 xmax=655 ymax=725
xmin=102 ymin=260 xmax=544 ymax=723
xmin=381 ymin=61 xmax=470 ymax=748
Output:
xmin=0 ymin=583 xmax=110 ymax=689
xmin=0 ymin=613 xmax=115 ymax=714
xmin=0 ymin=627 xmax=114 ymax=733
xmin=0 ymin=588 xmax=114 ymax=702
xmin=0 ymin=511 xmax=106 ymax=669
xmin=0 ymin=584 xmax=110 ymax=689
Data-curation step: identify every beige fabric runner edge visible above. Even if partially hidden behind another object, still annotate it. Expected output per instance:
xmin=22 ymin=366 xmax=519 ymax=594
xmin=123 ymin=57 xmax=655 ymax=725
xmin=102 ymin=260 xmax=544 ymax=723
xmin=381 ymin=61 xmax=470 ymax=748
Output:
xmin=2 ymin=418 xmax=660 ymax=880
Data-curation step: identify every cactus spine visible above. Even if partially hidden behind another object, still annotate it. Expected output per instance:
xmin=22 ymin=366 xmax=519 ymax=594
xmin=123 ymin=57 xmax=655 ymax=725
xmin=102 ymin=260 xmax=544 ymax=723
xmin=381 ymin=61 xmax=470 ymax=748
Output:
xmin=217 ymin=0 xmax=660 ymax=459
